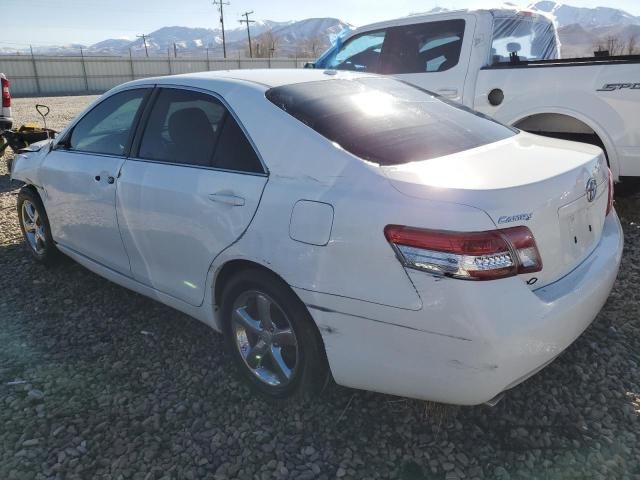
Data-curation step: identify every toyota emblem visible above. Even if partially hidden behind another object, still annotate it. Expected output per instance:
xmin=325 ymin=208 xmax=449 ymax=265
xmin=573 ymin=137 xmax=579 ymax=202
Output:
xmin=586 ymin=177 xmax=598 ymax=203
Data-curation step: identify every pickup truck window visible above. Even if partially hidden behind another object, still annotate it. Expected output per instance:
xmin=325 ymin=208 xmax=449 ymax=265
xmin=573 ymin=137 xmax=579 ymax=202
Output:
xmin=326 ymin=30 xmax=386 ymax=72
xmin=327 ymin=20 xmax=466 ymax=75
xmin=266 ymin=77 xmax=516 ymax=166
xmin=380 ymin=19 xmax=465 ymax=74
xmin=491 ymin=15 xmax=558 ymax=64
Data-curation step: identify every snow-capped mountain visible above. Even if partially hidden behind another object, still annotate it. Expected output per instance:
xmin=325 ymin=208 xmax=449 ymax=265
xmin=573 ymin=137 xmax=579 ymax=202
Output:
xmin=528 ymin=1 xmax=640 ymax=28
xmin=3 ymin=4 xmax=638 ymax=59
xmin=247 ymin=18 xmax=351 ymax=57
xmin=1 ymin=18 xmax=349 ymax=57
xmin=89 ymin=39 xmax=131 ymax=54
xmin=527 ymin=2 xmax=640 ymax=56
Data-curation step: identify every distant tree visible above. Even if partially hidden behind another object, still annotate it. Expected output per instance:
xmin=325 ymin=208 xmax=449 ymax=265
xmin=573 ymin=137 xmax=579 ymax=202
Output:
xmin=253 ymin=29 xmax=278 ymax=58
xmin=594 ymin=35 xmax=625 ymax=56
xmin=627 ymin=33 xmax=639 ymax=55
xmin=300 ymin=35 xmax=325 ymax=58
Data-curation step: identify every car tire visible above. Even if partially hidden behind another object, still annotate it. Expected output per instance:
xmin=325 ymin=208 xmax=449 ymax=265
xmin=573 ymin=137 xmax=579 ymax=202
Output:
xmin=221 ymin=268 xmax=330 ymax=402
xmin=17 ymin=187 xmax=61 ymax=266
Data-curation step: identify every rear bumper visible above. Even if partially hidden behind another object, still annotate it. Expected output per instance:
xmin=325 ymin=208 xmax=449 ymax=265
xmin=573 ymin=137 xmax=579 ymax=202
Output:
xmin=296 ymin=211 xmax=623 ymax=405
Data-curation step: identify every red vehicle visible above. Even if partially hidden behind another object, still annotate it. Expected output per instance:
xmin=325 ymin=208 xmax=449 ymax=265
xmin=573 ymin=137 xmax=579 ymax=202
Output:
xmin=0 ymin=73 xmax=12 ymax=130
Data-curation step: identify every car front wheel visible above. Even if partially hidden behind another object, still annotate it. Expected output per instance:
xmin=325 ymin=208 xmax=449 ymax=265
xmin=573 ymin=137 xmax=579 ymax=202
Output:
xmin=221 ymin=268 xmax=329 ymax=401
xmin=17 ymin=187 xmax=60 ymax=265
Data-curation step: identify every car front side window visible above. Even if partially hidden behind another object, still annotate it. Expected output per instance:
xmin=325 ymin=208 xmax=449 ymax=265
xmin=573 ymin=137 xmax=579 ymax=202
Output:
xmin=69 ymin=89 xmax=148 ymax=156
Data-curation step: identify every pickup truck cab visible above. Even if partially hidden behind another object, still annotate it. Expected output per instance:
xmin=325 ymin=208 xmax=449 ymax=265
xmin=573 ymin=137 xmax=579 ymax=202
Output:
xmin=312 ymin=8 xmax=640 ymax=181
xmin=1 ymin=73 xmax=12 ymax=130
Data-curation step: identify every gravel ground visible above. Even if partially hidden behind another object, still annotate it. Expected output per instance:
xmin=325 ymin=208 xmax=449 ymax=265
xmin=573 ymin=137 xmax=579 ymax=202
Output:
xmin=1 ymin=96 xmax=640 ymax=480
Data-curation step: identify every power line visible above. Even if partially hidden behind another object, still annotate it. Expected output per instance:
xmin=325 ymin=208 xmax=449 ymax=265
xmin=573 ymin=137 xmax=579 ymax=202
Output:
xmin=212 ymin=0 xmax=230 ymax=59
xmin=136 ymin=34 xmax=149 ymax=57
xmin=239 ymin=10 xmax=255 ymax=58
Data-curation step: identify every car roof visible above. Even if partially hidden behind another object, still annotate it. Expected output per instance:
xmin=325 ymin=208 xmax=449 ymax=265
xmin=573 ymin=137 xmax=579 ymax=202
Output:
xmin=139 ymin=69 xmax=377 ymax=90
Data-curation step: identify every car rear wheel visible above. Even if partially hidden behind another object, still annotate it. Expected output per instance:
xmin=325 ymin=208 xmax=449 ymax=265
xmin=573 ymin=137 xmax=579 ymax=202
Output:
xmin=221 ymin=268 xmax=329 ymax=401
xmin=17 ymin=187 xmax=60 ymax=265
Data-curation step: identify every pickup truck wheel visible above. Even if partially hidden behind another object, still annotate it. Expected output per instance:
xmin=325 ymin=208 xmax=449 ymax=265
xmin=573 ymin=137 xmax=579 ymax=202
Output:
xmin=17 ymin=187 xmax=60 ymax=266
xmin=221 ymin=268 xmax=329 ymax=402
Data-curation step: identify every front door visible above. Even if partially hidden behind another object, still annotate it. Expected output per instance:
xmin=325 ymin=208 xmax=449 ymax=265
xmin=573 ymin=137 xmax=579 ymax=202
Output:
xmin=117 ymin=87 xmax=268 ymax=306
xmin=40 ymin=88 xmax=150 ymax=273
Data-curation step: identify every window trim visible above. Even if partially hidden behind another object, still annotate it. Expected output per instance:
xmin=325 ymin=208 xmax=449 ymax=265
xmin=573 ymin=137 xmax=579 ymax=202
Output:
xmin=58 ymin=86 xmax=153 ymax=158
xmin=129 ymin=84 xmax=268 ymax=176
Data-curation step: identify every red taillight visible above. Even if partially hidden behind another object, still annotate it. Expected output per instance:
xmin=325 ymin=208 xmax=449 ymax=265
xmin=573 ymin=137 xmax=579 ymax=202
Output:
xmin=384 ymin=225 xmax=542 ymax=281
xmin=1 ymin=77 xmax=10 ymax=108
xmin=606 ymin=168 xmax=614 ymax=216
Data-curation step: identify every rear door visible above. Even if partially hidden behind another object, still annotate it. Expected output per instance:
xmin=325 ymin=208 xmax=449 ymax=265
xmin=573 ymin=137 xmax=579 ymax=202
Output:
xmin=117 ymin=87 xmax=267 ymax=306
xmin=385 ymin=16 xmax=476 ymax=102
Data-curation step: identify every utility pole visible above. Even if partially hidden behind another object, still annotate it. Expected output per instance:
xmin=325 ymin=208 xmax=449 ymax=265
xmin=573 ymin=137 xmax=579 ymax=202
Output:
xmin=80 ymin=47 xmax=89 ymax=91
xmin=239 ymin=11 xmax=255 ymax=58
xmin=30 ymin=45 xmax=41 ymax=94
xmin=173 ymin=42 xmax=178 ymax=58
xmin=213 ymin=0 xmax=230 ymax=58
xmin=136 ymin=34 xmax=149 ymax=57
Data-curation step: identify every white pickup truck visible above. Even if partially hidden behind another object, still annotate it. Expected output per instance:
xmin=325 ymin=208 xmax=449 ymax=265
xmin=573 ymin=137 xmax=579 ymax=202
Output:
xmin=311 ymin=8 xmax=640 ymax=181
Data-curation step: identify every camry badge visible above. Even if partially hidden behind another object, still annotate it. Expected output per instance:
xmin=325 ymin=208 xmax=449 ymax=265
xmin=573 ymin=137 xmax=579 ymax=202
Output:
xmin=586 ymin=177 xmax=598 ymax=203
xmin=497 ymin=213 xmax=533 ymax=224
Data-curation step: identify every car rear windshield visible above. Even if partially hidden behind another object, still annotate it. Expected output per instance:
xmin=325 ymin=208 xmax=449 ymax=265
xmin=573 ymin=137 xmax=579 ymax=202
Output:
xmin=265 ymin=77 xmax=517 ymax=166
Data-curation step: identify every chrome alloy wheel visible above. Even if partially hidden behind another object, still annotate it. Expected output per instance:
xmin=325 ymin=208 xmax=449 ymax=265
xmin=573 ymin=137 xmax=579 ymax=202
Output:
xmin=232 ymin=290 xmax=299 ymax=387
xmin=21 ymin=200 xmax=46 ymax=255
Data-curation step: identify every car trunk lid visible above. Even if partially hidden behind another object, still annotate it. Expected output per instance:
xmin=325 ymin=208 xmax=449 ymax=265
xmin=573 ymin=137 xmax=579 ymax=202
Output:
xmin=381 ymin=133 xmax=610 ymax=288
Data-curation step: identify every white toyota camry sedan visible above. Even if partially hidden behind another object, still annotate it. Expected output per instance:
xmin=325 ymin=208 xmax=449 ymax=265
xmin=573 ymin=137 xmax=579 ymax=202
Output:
xmin=11 ymin=69 xmax=623 ymax=405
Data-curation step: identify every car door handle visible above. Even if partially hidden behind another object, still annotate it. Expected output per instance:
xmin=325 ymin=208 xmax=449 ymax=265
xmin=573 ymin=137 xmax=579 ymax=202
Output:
xmin=94 ymin=175 xmax=115 ymax=184
xmin=437 ymin=88 xmax=459 ymax=97
xmin=207 ymin=193 xmax=245 ymax=206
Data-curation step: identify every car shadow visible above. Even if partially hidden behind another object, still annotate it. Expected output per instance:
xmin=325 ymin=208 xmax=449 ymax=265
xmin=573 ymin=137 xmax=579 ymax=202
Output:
xmin=0 ymin=172 xmax=20 ymax=194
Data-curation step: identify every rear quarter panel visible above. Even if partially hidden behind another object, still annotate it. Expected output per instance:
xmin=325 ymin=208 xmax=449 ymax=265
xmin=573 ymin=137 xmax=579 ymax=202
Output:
xmin=212 ymin=87 xmax=497 ymax=311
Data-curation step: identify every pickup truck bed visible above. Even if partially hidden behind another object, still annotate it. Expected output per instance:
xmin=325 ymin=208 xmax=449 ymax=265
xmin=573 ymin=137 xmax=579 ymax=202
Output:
xmin=480 ymin=54 xmax=640 ymax=69
xmin=474 ymin=56 xmax=640 ymax=179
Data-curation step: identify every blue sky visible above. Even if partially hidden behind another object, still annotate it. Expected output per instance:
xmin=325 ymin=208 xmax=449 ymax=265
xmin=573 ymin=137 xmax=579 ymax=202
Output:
xmin=3 ymin=0 xmax=640 ymax=47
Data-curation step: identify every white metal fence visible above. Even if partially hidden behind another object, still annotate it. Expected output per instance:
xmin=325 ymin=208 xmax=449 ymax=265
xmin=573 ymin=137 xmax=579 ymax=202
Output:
xmin=0 ymin=55 xmax=314 ymax=97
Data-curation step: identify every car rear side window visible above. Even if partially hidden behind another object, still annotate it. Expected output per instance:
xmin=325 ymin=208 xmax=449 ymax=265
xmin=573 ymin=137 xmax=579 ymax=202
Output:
xmin=212 ymin=114 xmax=263 ymax=174
xmin=266 ymin=78 xmax=517 ymax=166
xmin=70 ymin=89 xmax=148 ymax=156
xmin=138 ymin=88 xmax=226 ymax=167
